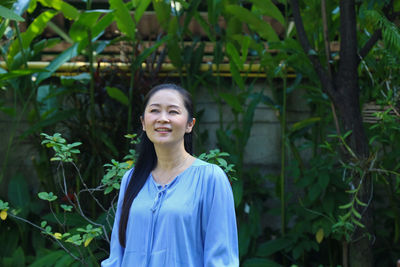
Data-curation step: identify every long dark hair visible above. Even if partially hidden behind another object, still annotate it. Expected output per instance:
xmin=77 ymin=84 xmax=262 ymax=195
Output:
xmin=118 ymin=84 xmax=194 ymax=247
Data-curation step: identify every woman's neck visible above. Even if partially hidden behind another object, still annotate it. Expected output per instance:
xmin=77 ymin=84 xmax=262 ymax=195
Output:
xmin=154 ymin=144 xmax=190 ymax=171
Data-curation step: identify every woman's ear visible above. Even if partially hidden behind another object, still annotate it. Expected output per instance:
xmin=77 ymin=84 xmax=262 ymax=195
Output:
xmin=140 ymin=116 xmax=145 ymax=131
xmin=186 ymin=118 xmax=196 ymax=133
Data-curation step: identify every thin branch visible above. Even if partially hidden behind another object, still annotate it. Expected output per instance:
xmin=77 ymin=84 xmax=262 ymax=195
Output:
xmin=321 ymin=0 xmax=332 ymax=77
xmin=8 ymin=213 xmax=83 ymax=263
xmin=357 ymin=29 xmax=382 ymax=65
xmin=290 ymin=0 xmax=334 ymax=97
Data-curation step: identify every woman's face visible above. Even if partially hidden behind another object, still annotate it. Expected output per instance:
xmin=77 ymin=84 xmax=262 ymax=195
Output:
xmin=141 ymin=89 xmax=195 ymax=148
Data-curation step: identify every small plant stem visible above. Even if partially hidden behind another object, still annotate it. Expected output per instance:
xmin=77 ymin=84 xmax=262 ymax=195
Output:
xmin=8 ymin=213 xmax=82 ymax=263
xmin=49 ymin=203 xmax=63 ymax=227
xmin=342 ymin=240 xmax=348 ymax=267
xmin=280 ymin=72 xmax=287 ymax=236
xmin=127 ymin=45 xmax=136 ymax=133
xmin=74 ymin=193 xmax=110 ymax=243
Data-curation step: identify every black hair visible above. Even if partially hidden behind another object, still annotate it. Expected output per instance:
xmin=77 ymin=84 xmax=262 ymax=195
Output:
xmin=118 ymin=83 xmax=194 ymax=247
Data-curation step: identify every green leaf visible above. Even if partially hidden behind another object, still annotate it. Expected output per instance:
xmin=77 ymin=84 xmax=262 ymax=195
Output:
xmin=152 ymin=0 xmax=171 ymax=30
xmin=308 ymin=183 xmax=321 ymax=202
xmin=242 ymin=258 xmax=282 ymax=267
xmin=69 ymin=12 xmax=103 ymax=42
xmin=8 ymin=174 xmax=30 ymax=213
xmin=353 ymin=219 xmax=365 ymax=228
xmin=134 ymin=0 xmax=151 ymax=23
xmin=36 ymin=43 xmax=79 ymax=84
xmin=339 ymin=202 xmax=353 ymax=209
xmin=256 ymin=238 xmax=291 ymax=257
xmin=219 ymin=92 xmax=244 ymax=113
xmin=106 ymin=86 xmax=129 ymax=106
xmin=352 ymin=207 xmax=362 ymax=219
xmin=290 ymin=117 xmax=321 ymax=133
xmin=8 ymin=10 xmax=58 ymax=61
xmin=226 ymin=42 xmax=243 ymax=70
xmin=10 ymin=246 xmax=25 ymax=267
xmin=54 ymin=254 xmax=75 ymax=267
xmin=60 ymin=204 xmax=73 ymax=212
xmin=249 ymin=0 xmax=285 ymax=25
xmin=225 ymin=5 xmax=279 ymax=41
xmin=0 ymin=69 xmax=47 ymax=82
xmin=232 ymin=179 xmax=243 ymax=207
xmin=317 ymin=172 xmax=330 ymax=190
xmin=29 ymin=250 xmax=65 ymax=267
xmin=355 ymin=197 xmax=368 ymax=207
xmin=37 ymin=0 xmax=79 ymax=20
xmin=0 ymin=5 xmax=25 ymax=21
xmin=38 ymin=192 xmax=57 ymax=202
xmin=110 ymin=0 xmax=136 ymax=39
xmin=229 ymin=61 xmax=245 ymax=90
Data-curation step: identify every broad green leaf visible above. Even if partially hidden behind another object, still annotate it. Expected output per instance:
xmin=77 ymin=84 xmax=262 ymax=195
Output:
xmin=232 ymin=179 xmax=243 ymax=207
xmin=8 ymin=10 xmax=58 ymax=61
xmin=249 ymin=0 xmax=285 ymax=25
xmin=38 ymin=0 xmax=79 ymax=20
xmin=69 ymin=12 xmax=103 ymax=42
xmin=225 ymin=5 xmax=279 ymax=41
xmin=29 ymin=250 xmax=65 ymax=267
xmin=226 ymin=42 xmax=243 ymax=70
xmin=134 ymin=0 xmax=151 ymax=23
xmin=219 ymin=92 xmax=244 ymax=113
xmin=152 ymin=0 xmax=171 ymax=30
xmin=317 ymin=172 xmax=330 ymax=190
xmin=168 ymin=36 xmax=183 ymax=68
xmin=229 ymin=60 xmax=245 ymax=90
xmin=10 ymin=246 xmax=25 ymax=267
xmin=242 ymin=258 xmax=282 ymax=267
xmin=256 ymin=238 xmax=291 ymax=257
xmin=106 ymin=86 xmax=129 ymax=106
xmin=74 ymin=12 xmax=115 ymax=51
xmin=36 ymin=43 xmax=79 ymax=84
xmin=308 ymin=183 xmax=321 ymax=202
xmin=0 ymin=5 xmax=24 ymax=21
xmin=8 ymin=174 xmax=30 ymax=213
xmin=290 ymin=117 xmax=321 ymax=132
xmin=110 ymin=0 xmax=136 ymax=39
xmin=0 ymin=69 xmax=47 ymax=82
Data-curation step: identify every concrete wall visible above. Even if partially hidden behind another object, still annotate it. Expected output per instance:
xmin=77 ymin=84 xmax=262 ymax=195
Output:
xmin=196 ymin=82 xmax=310 ymax=174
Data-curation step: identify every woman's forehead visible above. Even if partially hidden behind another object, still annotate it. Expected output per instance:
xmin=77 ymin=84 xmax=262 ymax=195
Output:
xmin=147 ymin=89 xmax=185 ymax=106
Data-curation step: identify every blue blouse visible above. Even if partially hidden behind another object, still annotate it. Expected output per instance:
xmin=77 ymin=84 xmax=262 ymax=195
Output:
xmin=101 ymin=158 xmax=239 ymax=267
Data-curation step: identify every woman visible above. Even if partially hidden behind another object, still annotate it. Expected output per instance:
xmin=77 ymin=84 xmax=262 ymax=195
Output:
xmin=102 ymin=84 xmax=238 ymax=266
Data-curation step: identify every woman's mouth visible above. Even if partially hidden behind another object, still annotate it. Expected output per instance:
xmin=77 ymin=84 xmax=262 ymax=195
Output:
xmin=155 ymin=128 xmax=172 ymax=132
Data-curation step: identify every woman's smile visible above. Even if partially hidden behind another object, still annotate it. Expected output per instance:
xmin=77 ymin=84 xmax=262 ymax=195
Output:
xmin=141 ymin=89 xmax=195 ymax=147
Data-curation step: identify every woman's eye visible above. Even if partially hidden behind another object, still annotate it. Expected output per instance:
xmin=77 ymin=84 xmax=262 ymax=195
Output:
xmin=150 ymin=109 xmax=159 ymax=113
xmin=169 ymin=110 xmax=179 ymax=114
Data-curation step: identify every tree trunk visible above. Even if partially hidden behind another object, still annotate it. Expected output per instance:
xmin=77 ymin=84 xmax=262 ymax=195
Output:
xmin=334 ymin=83 xmax=373 ymax=267
xmin=290 ymin=0 xmax=377 ymax=265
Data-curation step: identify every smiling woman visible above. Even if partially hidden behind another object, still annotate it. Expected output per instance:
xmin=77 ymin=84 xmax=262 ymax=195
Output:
xmin=101 ymin=84 xmax=239 ymax=267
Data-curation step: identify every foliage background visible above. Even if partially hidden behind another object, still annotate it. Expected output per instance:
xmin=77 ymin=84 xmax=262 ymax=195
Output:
xmin=0 ymin=0 xmax=399 ymax=266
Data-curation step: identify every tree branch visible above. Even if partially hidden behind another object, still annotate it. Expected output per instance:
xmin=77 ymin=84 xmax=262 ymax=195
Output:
xmin=290 ymin=0 xmax=335 ymax=98
xmin=338 ymin=0 xmax=358 ymax=80
xmin=357 ymin=29 xmax=382 ymax=65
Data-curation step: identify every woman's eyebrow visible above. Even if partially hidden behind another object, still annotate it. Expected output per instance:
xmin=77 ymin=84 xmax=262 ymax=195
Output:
xmin=148 ymin=103 xmax=181 ymax=109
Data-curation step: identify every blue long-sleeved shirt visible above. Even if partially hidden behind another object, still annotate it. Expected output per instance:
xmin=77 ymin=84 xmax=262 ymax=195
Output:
xmin=101 ymin=158 xmax=239 ymax=267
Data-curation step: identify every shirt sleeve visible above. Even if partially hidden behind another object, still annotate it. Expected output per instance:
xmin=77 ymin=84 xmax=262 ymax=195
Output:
xmin=101 ymin=169 xmax=133 ymax=267
xmin=202 ymin=165 xmax=239 ymax=267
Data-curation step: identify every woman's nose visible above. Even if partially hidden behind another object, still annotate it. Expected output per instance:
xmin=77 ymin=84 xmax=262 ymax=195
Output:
xmin=157 ymin=111 xmax=169 ymax=122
